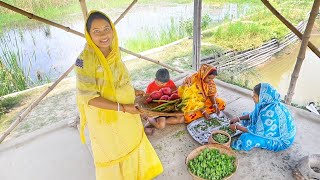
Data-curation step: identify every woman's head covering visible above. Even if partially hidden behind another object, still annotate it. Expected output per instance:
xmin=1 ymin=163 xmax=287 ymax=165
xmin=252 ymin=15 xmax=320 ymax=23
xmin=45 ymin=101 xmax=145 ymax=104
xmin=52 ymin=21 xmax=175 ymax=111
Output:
xmin=248 ymin=83 xmax=296 ymax=143
xmin=192 ymin=64 xmax=217 ymax=97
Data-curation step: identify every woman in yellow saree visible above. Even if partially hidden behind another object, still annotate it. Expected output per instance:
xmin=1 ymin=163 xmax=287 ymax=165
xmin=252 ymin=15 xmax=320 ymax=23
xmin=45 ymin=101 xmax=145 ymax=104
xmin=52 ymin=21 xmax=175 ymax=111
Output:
xmin=75 ymin=11 xmax=163 ymax=180
xmin=183 ymin=64 xmax=226 ymax=123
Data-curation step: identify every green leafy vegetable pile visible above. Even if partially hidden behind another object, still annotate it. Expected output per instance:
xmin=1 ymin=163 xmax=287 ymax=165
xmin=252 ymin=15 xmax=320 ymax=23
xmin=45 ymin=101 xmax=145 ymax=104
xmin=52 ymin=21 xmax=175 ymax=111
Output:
xmin=188 ymin=148 xmax=236 ymax=180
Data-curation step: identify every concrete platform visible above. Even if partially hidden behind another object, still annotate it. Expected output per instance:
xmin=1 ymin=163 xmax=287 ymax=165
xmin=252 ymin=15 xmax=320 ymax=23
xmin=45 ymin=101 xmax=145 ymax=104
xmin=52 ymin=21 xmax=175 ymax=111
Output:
xmin=0 ymin=80 xmax=319 ymax=180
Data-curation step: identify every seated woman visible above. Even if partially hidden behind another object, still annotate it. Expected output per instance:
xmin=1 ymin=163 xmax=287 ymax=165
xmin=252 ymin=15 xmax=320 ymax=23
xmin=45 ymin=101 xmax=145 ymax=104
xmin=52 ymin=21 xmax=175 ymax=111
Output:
xmin=229 ymin=83 xmax=296 ymax=152
xmin=181 ymin=64 xmax=226 ymax=123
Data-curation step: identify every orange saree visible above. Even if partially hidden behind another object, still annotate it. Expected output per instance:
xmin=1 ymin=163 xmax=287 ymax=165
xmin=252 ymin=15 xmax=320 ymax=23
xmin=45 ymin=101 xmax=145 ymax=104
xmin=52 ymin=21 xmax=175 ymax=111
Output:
xmin=184 ymin=64 xmax=226 ymax=123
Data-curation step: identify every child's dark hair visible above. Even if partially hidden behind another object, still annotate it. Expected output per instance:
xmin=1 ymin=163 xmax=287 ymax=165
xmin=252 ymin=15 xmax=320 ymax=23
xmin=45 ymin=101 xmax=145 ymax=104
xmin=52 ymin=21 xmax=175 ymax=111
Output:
xmin=254 ymin=83 xmax=261 ymax=96
xmin=86 ymin=12 xmax=111 ymax=32
xmin=209 ymin=70 xmax=218 ymax=76
xmin=156 ymin=68 xmax=170 ymax=83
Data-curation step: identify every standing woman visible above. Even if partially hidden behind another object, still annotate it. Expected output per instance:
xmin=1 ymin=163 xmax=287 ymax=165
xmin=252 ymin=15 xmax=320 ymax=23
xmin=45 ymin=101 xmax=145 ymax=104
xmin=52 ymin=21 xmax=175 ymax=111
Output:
xmin=75 ymin=11 xmax=163 ymax=179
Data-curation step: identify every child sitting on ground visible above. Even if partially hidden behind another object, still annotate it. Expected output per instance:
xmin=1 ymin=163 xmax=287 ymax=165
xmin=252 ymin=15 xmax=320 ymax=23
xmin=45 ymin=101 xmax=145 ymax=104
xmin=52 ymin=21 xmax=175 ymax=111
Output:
xmin=144 ymin=68 xmax=184 ymax=135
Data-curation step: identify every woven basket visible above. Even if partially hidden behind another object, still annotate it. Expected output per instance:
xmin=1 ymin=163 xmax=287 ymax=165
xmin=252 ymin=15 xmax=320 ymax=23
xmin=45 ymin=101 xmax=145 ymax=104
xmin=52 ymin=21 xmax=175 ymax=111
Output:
xmin=208 ymin=130 xmax=231 ymax=148
xmin=135 ymin=95 xmax=184 ymax=117
xmin=185 ymin=144 xmax=238 ymax=180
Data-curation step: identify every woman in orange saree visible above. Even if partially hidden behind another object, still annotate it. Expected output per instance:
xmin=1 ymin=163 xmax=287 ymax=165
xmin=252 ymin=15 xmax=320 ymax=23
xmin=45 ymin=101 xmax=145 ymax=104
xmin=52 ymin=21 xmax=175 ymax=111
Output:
xmin=183 ymin=64 xmax=226 ymax=123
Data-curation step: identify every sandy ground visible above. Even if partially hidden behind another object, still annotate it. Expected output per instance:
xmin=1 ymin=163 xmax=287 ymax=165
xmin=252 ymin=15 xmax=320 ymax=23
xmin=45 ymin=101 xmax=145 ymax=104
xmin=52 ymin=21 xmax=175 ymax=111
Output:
xmin=0 ymin=77 xmax=319 ymax=180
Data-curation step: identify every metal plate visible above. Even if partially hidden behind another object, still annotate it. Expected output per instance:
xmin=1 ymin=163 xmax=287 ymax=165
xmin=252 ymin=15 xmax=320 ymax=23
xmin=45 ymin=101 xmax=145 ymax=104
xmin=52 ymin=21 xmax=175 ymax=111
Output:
xmin=187 ymin=113 xmax=242 ymax=145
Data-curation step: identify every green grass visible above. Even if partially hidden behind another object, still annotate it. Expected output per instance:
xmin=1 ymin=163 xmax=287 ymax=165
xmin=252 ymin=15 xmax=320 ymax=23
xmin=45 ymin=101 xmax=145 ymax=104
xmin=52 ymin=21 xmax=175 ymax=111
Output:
xmin=124 ymin=18 xmax=187 ymax=53
xmin=0 ymin=32 xmax=32 ymax=96
xmin=0 ymin=95 xmax=23 ymax=131
xmin=202 ymin=0 xmax=313 ymax=51
xmin=124 ymin=14 xmax=212 ymax=53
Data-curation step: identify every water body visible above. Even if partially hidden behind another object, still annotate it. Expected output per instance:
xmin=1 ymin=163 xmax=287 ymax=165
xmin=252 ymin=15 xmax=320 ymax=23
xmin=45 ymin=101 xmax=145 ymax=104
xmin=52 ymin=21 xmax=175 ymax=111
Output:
xmin=0 ymin=2 xmax=250 ymax=81
xmin=251 ymin=35 xmax=320 ymax=105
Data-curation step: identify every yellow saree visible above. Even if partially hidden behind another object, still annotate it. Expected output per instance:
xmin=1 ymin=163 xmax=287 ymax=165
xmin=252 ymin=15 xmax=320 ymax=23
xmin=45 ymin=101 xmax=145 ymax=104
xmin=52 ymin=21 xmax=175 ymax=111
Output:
xmin=75 ymin=11 xmax=163 ymax=180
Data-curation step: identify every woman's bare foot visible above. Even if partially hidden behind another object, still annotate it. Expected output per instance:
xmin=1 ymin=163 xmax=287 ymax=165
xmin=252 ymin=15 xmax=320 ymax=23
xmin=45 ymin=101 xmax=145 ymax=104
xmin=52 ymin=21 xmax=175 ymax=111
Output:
xmin=144 ymin=127 xmax=155 ymax=135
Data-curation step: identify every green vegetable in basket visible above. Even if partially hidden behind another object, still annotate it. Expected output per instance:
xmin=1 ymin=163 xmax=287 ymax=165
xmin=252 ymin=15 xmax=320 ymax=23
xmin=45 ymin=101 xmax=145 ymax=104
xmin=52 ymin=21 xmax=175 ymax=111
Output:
xmin=188 ymin=148 xmax=236 ymax=180
xmin=212 ymin=133 xmax=229 ymax=144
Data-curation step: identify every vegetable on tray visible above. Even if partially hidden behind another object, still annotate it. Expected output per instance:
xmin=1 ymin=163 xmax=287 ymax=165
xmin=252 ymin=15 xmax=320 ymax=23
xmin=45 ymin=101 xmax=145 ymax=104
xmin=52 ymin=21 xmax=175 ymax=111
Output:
xmin=212 ymin=133 xmax=229 ymax=144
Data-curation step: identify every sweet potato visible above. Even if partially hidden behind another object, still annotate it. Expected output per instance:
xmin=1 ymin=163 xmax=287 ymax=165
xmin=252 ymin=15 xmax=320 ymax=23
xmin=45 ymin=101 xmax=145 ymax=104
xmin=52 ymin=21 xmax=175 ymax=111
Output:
xmin=150 ymin=90 xmax=163 ymax=100
xmin=161 ymin=87 xmax=172 ymax=95
xmin=168 ymin=93 xmax=179 ymax=100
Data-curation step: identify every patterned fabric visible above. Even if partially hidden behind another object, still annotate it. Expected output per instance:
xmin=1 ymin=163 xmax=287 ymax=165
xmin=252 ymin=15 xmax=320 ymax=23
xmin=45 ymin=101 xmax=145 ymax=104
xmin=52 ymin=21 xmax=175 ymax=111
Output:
xmin=232 ymin=83 xmax=296 ymax=152
xmin=75 ymin=11 xmax=163 ymax=180
xmin=75 ymin=58 xmax=84 ymax=68
xmin=183 ymin=64 xmax=226 ymax=123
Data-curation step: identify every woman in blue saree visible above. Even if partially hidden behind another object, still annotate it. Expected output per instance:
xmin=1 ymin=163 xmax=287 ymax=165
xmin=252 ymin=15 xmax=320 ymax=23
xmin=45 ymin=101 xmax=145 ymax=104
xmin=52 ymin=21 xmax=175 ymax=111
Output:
xmin=229 ymin=83 xmax=296 ymax=152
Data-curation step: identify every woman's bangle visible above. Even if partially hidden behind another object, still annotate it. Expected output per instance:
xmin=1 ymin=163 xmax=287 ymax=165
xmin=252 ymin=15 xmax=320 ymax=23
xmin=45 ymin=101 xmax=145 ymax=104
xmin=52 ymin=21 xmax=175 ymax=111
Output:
xmin=237 ymin=116 xmax=241 ymax=122
xmin=202 ymin=110 xmax=207 ymax=114
xmin=117 ymin=103 xmax=120 ymax=111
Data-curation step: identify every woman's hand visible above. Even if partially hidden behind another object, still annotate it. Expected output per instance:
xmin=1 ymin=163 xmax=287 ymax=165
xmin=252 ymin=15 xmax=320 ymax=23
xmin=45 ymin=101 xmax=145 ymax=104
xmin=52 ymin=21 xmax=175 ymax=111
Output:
xmin=203 ymin=111 xmax=211 ymax=120
xmin=135 ymin=89 xmax=145 ymax=97
xmin=230 ymin=124 xmax=237 ymax=131
xmin=124 ymin=104 xmax=141 ymax=114
xmin=213 ymin=103 xmax=220 ymax=115
xmin=229 ymin=117 xmax=240 ymax=124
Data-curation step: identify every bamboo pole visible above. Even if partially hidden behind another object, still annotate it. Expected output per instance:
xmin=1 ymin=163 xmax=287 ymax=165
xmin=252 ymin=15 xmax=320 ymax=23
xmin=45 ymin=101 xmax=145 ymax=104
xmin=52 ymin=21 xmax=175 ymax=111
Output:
xmin=79 ymin=0 xmax=88 ymax=21
xmin=114 ymin=0 xmax=137 ymax=25
xmin=0 ymin=1 xmax=182 ymax=73
xmin=285 ymin=0 xmax=320 ymax=104
xmin=119 ymin=47 xmax=183 ymax=73
xmin=0 ymin=65 xmax=75 ymax=143
xmin=0 ymin=1 xmax=85 ymax=38
xmin=261 ymin=0 xmax=320 ymax=58
xmin=192 ymin=0 xmax=202 ymax=70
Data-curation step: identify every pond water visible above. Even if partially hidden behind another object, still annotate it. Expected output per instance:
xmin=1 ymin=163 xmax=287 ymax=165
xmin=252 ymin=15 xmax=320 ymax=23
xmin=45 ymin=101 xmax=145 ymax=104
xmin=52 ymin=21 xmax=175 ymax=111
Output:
xmin=250 ymin=34 xmax=320 ymax=105
xmin=0 ymin=2 xmax=250 ymax=82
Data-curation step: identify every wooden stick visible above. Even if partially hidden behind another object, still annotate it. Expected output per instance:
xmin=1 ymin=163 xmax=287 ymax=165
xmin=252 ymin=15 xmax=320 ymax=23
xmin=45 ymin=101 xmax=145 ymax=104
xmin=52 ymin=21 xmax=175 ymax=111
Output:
xmin=79 ymin=0 xmax=88 ymax=21
xmin=285 ymin=0 xmax=320 ymax=104
xmin=0 ymin=65 xmax=75 ymax=143
xmin=119 ymin=47 xmax=183 ymax=73
xmin=261 ymin=0 xmax=320 ymax=58
xmin=0 ymin=1 xmax=85 ymax=38
xmin=114 ymin=0 xmax=137 ymax=25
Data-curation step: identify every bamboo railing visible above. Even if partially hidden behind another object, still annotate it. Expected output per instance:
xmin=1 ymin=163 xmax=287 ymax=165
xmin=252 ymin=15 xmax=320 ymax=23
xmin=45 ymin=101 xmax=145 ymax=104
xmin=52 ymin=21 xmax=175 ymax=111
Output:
xmin=114 ymin=0 xmax=137 ymax=25
xmin=79 ymin=0 xmax=88 ymax=21
xmin=202 ymin=21 xmax=307 ymax=71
